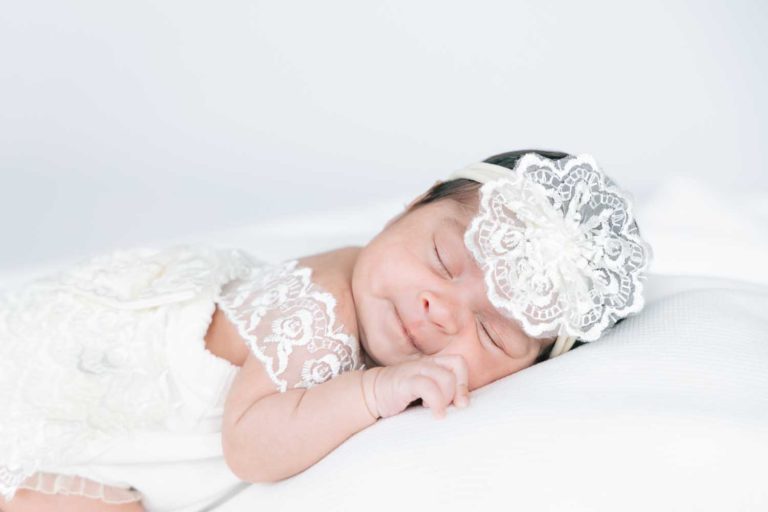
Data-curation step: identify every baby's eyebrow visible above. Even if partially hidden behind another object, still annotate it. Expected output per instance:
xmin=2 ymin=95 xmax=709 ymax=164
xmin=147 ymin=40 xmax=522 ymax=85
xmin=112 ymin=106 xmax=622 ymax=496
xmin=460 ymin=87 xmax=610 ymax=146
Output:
xmin=442 ymin=216 xmax=479 ymax=271
xmin=442 ymin=216 xmax=470 ymax=254
xmin=487 ymin=319 xmax=511 ymax=355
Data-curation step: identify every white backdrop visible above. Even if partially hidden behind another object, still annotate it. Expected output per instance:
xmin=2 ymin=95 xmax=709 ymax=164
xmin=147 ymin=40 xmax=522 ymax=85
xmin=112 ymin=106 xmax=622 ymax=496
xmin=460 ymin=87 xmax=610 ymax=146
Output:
xmin=1 ymin=0 xmax=766 ymax=271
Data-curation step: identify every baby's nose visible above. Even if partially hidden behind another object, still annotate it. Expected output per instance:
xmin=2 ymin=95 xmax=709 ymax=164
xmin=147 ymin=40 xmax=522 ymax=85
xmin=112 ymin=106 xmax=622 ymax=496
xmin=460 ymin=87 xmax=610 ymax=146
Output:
xmin=420 ymin=291 xmax=460 ymax=335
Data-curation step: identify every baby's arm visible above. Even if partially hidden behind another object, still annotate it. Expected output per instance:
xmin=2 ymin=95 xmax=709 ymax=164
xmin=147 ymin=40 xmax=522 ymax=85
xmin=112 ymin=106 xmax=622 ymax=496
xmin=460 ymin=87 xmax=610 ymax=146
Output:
xmin=222 ymin=350 xmax=469 ymax=484
xmin=222 ymin=353 xmax=380 ymax=484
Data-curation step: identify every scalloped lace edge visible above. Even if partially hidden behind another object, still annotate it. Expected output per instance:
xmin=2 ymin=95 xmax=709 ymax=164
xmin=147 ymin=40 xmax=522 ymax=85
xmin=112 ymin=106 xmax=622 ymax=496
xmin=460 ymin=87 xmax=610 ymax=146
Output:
xmin=17 ymin=472 xmax=143 ymax=504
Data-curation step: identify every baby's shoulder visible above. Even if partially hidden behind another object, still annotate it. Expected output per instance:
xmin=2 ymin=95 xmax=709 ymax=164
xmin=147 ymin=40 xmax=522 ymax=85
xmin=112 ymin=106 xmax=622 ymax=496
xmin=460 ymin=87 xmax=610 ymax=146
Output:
xmin=293 ymin=246 xmax=360 ymax=338
xmin=221 ymin=246 xmax=363 ymax=416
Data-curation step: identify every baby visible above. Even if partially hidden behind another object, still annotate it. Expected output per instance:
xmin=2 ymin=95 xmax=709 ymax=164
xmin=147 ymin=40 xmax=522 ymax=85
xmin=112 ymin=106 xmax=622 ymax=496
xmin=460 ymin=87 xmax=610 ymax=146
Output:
xmin=0 ymin=148 xmax=652 ymax=511
xmin=216 ymin=148 xmax=652 ymax=484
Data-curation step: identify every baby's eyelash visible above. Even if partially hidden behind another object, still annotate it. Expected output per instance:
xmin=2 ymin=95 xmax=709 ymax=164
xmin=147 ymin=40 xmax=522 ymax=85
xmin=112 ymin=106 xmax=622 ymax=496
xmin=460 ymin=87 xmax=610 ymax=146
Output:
xmin=433 ymin=242 xmax=451 ymax=278
xmin=479 ymin=320 xmax=501 ymax=350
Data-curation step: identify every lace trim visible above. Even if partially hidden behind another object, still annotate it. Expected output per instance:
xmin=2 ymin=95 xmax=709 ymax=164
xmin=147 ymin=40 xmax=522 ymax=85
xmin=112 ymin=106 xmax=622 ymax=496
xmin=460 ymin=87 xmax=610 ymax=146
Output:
xmin=17 ymin=472 xmax=143 ymax=505
xmin=217 ymin=260 xmax=364 ymax=393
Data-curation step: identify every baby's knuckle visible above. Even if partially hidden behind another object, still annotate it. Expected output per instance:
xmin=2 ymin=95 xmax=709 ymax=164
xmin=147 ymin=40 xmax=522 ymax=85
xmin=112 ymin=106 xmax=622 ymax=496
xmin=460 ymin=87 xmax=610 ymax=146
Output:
xmin=411 ymin=374 xmax=436 ymax=394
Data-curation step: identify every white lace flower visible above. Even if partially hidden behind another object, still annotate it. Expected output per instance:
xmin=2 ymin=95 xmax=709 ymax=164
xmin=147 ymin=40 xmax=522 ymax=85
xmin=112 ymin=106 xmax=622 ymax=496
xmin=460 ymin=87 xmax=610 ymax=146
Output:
xmin=302 ymin=354 xmax=342 ymax=387
xmin=464 ymin=153 xmax=653 ymax=342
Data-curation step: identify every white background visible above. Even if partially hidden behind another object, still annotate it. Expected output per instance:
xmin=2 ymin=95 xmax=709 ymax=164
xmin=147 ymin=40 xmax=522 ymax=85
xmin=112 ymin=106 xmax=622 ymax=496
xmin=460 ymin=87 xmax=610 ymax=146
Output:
xmin=1 ymin=0 xmax=766 ymax=272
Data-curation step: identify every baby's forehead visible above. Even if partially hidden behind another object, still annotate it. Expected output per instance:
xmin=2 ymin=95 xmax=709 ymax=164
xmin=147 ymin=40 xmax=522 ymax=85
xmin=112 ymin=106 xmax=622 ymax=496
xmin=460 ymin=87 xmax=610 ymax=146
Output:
xmin=442 ymin=211 xmax=471 ymax=231
xmin=421 ymin=197 xmax=479 ymax=227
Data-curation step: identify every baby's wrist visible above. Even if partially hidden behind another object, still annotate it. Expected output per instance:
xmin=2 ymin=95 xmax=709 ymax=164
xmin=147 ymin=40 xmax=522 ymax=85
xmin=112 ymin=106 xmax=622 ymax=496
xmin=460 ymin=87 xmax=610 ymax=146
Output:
xmin=361 ymin=367 xmax=382 ymax=420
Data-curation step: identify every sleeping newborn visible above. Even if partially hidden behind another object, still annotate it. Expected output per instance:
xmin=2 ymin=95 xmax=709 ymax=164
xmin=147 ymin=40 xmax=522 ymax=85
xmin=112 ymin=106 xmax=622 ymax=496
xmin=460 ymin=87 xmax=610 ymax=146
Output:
xmin=0 ymin=149 xmax=652 ymax=511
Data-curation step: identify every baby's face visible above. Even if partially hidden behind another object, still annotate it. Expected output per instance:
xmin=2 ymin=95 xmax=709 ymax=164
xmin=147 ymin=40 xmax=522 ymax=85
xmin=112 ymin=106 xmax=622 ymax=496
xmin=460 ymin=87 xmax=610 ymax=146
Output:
xmin=351 ymin=196 xmax=551 ymax=391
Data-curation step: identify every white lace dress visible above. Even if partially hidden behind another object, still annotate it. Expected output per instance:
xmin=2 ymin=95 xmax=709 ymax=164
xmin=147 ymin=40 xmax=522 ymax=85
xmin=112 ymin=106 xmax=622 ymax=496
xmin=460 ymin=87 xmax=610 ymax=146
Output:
xmin=0 ymin=244 xmax=365 ymax=511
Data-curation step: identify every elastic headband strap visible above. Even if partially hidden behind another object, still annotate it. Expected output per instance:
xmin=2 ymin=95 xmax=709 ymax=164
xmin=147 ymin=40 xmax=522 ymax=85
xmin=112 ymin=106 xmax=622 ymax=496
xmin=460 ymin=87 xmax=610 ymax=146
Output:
xmin=447 ymin=162 xmax=512 ymax=183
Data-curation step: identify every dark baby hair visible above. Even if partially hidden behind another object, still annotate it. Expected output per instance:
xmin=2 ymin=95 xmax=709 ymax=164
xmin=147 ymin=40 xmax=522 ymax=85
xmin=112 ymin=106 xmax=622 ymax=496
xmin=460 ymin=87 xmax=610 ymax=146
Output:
xmin=406 ymin=148 xmax=598 ymax=363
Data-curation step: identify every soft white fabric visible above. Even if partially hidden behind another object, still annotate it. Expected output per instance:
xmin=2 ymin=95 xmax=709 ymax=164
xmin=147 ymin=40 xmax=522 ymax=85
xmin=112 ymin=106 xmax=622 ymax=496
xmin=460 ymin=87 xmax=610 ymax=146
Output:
xmin=634 ymin=174 xmax=768 ymax=285
xmin=0 ymin=243 xmax=372 ymax=511
xmin=0 ymin=176 xmax=766 ymax=511
xmin=0 ymin=245 xmax=255 ymax=509
xmin=216 ymin=273 xmax=768 ymax=512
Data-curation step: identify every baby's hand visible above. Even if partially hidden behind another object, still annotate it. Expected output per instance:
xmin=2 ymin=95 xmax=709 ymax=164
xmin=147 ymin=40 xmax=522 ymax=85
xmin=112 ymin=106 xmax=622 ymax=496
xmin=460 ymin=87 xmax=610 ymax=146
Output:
xmin=362 ymin=355 xmax=470 ymax=420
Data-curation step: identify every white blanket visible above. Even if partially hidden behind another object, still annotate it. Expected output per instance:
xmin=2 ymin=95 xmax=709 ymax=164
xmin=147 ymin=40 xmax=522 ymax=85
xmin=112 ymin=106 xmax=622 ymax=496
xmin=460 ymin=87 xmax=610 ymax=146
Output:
xmin=213 ymin=274 xmax=768 ymax=512
xmin=207 ymin=176 xmax=768 ymax=512
xmin=1 ymin=175 xmax=767 ymax=511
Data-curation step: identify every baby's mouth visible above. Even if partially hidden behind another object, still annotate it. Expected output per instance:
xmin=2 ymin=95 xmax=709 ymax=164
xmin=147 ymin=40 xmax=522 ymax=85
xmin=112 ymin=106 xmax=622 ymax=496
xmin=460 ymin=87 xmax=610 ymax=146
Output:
xmin=393 ymin=304 xmax=419 ymax=352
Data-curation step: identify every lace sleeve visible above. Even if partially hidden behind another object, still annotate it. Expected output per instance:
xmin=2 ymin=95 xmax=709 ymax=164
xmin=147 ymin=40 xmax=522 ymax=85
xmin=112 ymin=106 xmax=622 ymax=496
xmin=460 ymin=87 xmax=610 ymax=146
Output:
xmin=216 ymin=260 xmax=365 ymax=393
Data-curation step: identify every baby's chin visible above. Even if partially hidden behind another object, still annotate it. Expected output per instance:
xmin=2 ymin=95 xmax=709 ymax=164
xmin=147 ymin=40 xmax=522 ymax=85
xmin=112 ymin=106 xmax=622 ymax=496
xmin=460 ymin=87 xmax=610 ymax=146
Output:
xmin=359 ymin=345 xmax=382 ymax=368
xmin=355 ymin=320 xmax=382 ymax=367
xmin=358 ymin=333 xmax=390 ymax=368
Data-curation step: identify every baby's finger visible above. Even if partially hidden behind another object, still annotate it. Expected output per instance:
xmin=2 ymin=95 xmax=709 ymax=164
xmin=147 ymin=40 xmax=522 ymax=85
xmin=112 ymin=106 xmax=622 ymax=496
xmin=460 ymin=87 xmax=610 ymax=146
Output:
xmin=409 ymin=375 xmax=448 ymax=419
xmin=430 ymin=354 xmax=470 ymax=407
xmin=415 ymin=361 xmax=456 ymax=406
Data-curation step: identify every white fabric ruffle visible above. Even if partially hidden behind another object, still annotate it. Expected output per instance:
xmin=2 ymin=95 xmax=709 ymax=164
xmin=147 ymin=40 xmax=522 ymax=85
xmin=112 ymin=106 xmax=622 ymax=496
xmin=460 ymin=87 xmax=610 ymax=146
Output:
xmin=0 ymin=244 xmax=255 ymax=506
xmin=17 ymin=471 xmax=143 ymax=505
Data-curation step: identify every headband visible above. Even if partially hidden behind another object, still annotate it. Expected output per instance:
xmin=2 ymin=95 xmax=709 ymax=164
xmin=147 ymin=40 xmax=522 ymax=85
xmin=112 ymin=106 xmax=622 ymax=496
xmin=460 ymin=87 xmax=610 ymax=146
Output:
xmin=448 ymin=153 xmax=653 ymax=360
